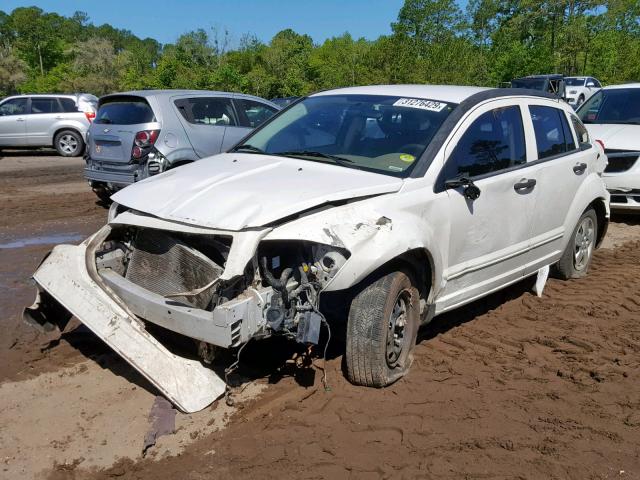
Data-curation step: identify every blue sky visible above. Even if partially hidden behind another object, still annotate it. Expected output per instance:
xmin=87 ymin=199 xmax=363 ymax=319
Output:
xmin=2 ymin=0 xmax=410 ymax=46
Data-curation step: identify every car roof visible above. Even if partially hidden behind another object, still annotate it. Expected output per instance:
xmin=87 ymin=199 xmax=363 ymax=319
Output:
xmin=103 ymin=89 xmax=270 ymax=101
xmin=4 ymin=93 xmax=96 ymax=99
xmin=515 ymin=74 xmax=564 ymax=80
xmin=311 ymin=85 xmax=490 ymax=104
xmin=601 ymin=83 xmax=640 ymax=90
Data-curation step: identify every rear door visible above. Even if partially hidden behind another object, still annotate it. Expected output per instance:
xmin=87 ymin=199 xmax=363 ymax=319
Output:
xmin=436 ymin=101 xmax=539 ymax=311
xmin=0 ymin=97 xmax=28 ymax=146
xmin=228 ymin=98 xmax=279 ymax=150
xmin=26 ymin=97 xmax=66 ymax=145
xmin=524 ymin=103 xmax=590 ymax=274
xmin=173 ymin=95 xmax=236 ymax=157
xmin=90 ymin=95 xmax=159 ymax=164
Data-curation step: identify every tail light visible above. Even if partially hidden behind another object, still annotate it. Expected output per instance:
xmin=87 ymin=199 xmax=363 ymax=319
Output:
xmin=132 ymin=129 xmax=160 ymax=160
xmin=85 ymin=111 xmax=96 ymax=122
xmin=595 ymin=139 xmax=605 ymax=150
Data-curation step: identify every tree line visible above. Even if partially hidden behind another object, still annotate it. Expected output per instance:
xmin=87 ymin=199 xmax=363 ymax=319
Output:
xmin=0 ymin=0 xmax=638 ymax=99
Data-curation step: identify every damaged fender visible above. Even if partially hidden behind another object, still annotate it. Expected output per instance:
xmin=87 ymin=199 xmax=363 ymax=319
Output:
xmin=264 ymin=202 xmax=444 ymax=298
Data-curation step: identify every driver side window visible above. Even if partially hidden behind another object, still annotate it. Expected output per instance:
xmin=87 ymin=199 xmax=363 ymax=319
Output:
xmin=447 ymin=106 xmax=527 ymax=178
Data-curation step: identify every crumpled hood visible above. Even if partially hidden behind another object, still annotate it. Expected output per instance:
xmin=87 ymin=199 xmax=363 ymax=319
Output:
xmin=112 ymin=153 xmax=403 ymax=231
xmin=585 ymin=124 xmax=640 ymax=151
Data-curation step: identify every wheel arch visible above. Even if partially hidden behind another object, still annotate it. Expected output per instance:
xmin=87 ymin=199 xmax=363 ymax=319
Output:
xmin=53 ymin=126 xmax=83 ymax=144
xmin=588 ymin=196 xmax=609 ymax=248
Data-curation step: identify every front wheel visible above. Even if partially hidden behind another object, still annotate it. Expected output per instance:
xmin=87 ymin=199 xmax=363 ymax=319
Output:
xmin=555 ymin=208 xmax=598 ymax=279
xmin=54 ymin=130 xmax=84 ymax=157
xmin=345 ymin=270 xmax=420 ymax=387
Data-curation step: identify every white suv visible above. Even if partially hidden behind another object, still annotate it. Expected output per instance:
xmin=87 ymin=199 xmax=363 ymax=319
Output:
xmin=0 ymin=93 xmax=97 ymax=156
xmin=577 ymin=83 xmax=640 ymax=211
xmin=565 ymin=76 xmax=602 ymax=108
xmin=25 ymin=85 xmax=609 ymax=412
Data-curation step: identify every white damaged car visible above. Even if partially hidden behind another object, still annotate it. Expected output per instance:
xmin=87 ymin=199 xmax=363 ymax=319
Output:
xmin=25 ymin=85 xmax=609 ymax=412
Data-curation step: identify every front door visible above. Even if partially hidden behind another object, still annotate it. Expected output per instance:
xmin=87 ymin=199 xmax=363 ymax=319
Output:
xmin=436 ymin=101 xmax=538 ymax=312
xmin=0 ymin=98 xmax=28 ymax=146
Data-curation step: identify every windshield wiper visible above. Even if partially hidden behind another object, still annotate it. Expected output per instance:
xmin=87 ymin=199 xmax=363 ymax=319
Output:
xmin=232 ymin=144 xmax=266 ymax=154
xmin=275 ymin=150 xmax=355 ymax=166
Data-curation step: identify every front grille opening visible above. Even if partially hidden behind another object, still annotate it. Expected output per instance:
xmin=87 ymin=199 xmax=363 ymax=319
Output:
xmin=610 ymin=195 xmax=628 ymax=203
xmin=604 ymin=150 xmax=639 ymax=173
xmin=97 ymin=227 xmax=232 ymax=310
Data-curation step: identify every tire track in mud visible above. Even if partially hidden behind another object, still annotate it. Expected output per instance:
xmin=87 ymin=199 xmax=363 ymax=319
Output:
xmin=67 ymin=242 xmax=640 ymax=480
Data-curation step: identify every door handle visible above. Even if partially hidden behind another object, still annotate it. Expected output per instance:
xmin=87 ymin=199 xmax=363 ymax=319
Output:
xmin=16 ymin=117 xmax=25 ymax=122
xmin=55 ymin=115 xmax=64 ymax=119
xmin=573 ymin=162 xmax=587 ymax=175
xmin=514 ymin=178 xmax=536 ymax=192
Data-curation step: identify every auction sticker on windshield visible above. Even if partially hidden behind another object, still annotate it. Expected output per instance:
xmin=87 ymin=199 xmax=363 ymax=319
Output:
xmin=393 ymin=98 xmax=447 ymax=112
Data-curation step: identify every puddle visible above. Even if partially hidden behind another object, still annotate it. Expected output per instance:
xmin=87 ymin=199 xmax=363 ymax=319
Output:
xmin=0 ymin=232 xmax=83 ymax=249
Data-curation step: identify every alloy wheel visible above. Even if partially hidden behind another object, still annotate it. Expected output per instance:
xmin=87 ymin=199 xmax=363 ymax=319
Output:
xmin=58 ymin=134 xmax=78 ymax=155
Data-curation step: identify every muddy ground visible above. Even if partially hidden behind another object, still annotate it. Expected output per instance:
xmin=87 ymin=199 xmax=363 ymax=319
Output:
xmin=1 ymin=152 xmax=639 ymax=479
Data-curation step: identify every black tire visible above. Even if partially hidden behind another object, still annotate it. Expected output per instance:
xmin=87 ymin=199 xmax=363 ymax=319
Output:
xmin=54 ymin=130 xmax=84 ymax=157
xmin=346 ymin=270 xmax=420 ymax=387
xmin=90 ymin=182 xmax=112 ymax=203
xmin=555 ymin=208 xmax=598 ymax=280
xmin=577 ymin=95 xmax=585 ymax=106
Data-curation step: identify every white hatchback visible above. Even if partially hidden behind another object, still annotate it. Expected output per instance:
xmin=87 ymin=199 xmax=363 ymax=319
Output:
xmin=577 ymin=83 xmax=640 ymax=211
xmin=26 ymin=85 xmax=609 ymax=412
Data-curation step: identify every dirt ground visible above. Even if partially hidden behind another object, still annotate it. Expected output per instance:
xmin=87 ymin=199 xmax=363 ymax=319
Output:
xmin=1 ymin=152 xmax=639 ymax=480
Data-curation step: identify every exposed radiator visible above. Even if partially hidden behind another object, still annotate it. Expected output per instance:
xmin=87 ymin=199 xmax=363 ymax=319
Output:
xmin=126 ymin=229 xmax=224 ymax=310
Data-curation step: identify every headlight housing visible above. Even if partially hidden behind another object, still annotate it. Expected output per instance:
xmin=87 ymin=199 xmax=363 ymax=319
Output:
xmin=257 ymin=240 xmax=350 ymax=288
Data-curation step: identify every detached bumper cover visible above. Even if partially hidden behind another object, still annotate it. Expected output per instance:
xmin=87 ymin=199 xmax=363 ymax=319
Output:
xmin=25 ymin=243 xmax=226 ymax=413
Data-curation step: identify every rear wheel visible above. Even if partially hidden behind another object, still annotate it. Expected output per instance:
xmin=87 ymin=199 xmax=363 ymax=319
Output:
xmin=555 ymin=208 xmax=597 ymax=279
xmin=90 ymin=181 xmax=112 ymax=203
xmin=54 ymin=130 xmax=84 ymax=157
xmin=577 ymin=95 xmax=585 ymax=106
xmin=346 ymin=270 xmax=420 ymax=387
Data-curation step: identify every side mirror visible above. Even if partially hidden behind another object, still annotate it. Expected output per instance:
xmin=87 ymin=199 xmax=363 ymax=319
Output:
xmin=444 ymin=175 xmax=481 ymax=201
xmin=586 ymin=82 xmax=595 ymax=88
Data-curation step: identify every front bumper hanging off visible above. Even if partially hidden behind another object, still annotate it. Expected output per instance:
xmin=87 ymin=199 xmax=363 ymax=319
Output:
xmin=23 ymin=242 xmax=226 ymax=413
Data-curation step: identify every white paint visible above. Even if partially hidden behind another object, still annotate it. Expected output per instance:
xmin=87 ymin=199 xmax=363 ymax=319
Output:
xmin=312 ymin=84 xmax=489 ymax=104
xmin=32 ymin=243 xmax=226 ymax=413
xmin=112 ymin=153 xmax=402 ymax=231
xmin=534 ymin=265 xmax=550 ymax=297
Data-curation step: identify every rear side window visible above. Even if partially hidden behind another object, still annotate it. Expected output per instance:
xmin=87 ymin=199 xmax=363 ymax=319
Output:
xmin=447 ymin=105 xmax=527 ymax=178
xmin=60 ymin=98 xmax=78 ymax=113
xmin=235 ymin=99 xmax=277 ymax=128
xmin=31 ymin=98 xmax=63 ymax=114
xmin=95 ymin=97 xmax=156 ymax=125
xmin=174 ymin=97 xmax=236 ymax=126
xmin=529 ymin=105 xmax=574 ymax=159
xmin=571 ymin=114 xmax=590 ymax=148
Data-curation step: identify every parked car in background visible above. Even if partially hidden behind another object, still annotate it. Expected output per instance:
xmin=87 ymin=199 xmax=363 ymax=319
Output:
xmin=511 ymin=74 xmax=566 ymax=99
xmin=0 ymin=93 xmax=97 ymax=156
xmin=270 ymin=96 xmax=299 ymax=108
xmin=578 ymin=83 xmax=640 ymax=211
xmin=564 ymin=76 xmax=602 ymax=108
xmin=84 ymin=90 xmax=280 ymax=200
xmin=27 ymin=85 xmax=609 ymax=412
